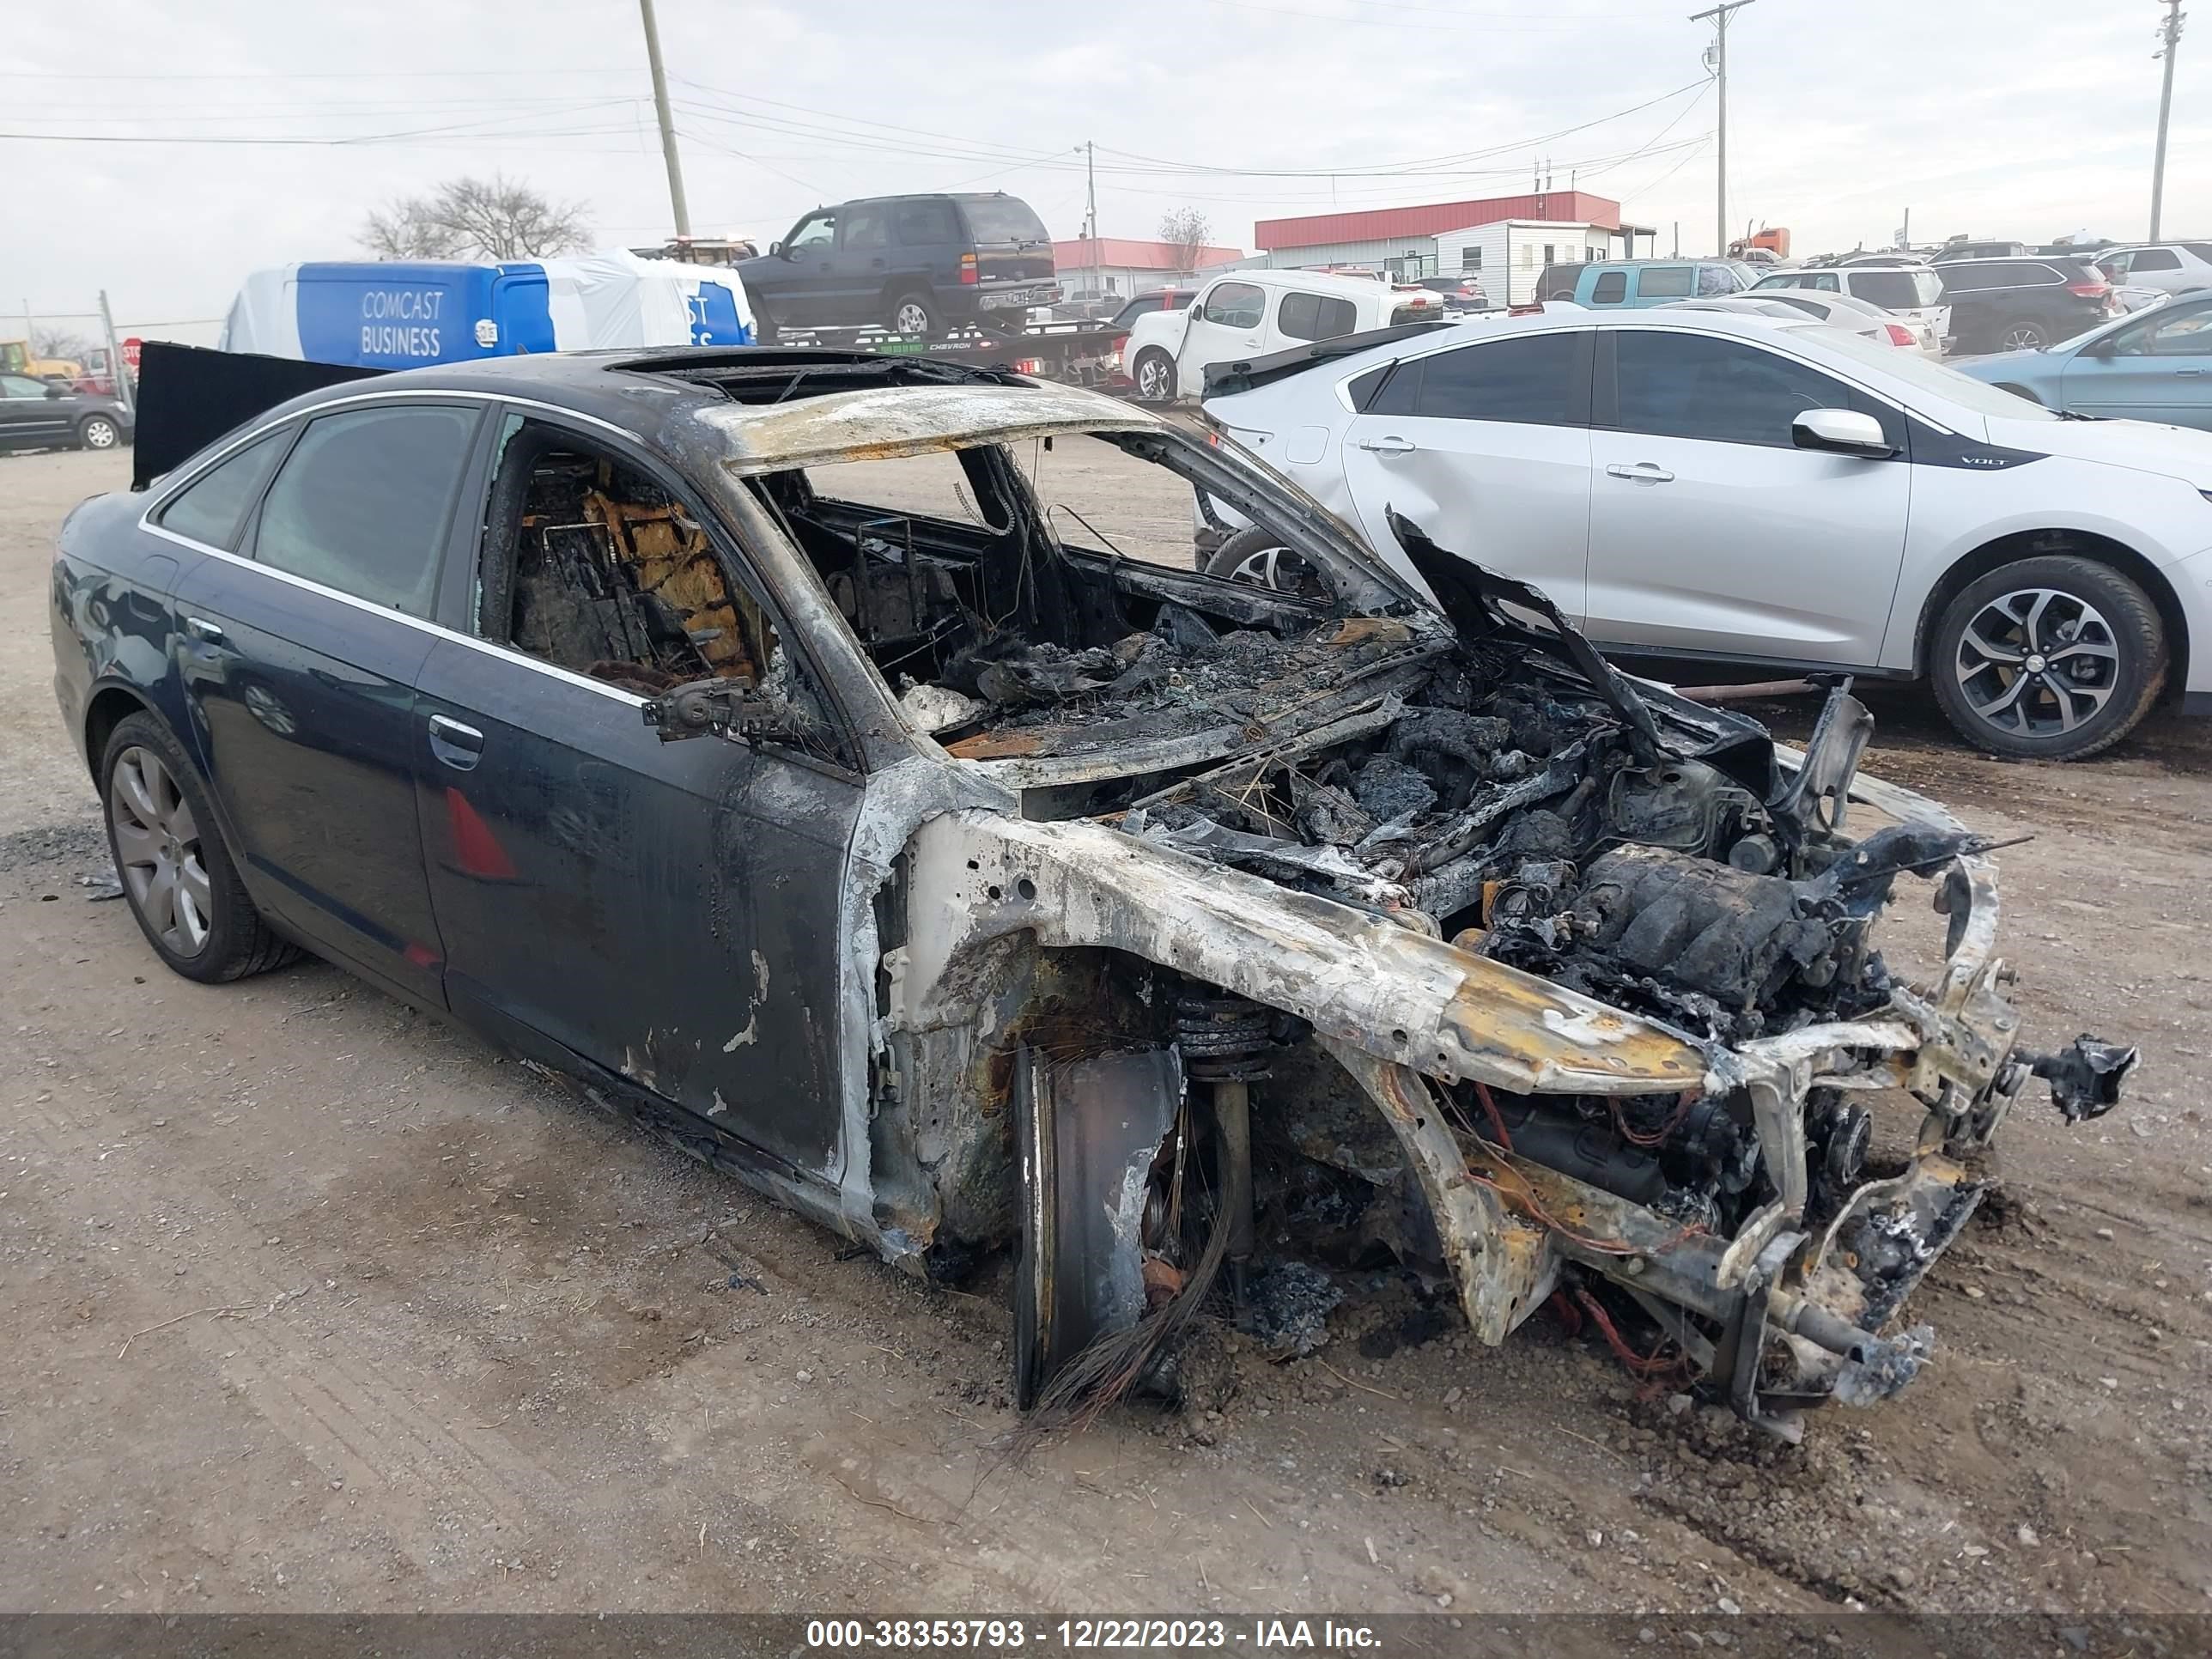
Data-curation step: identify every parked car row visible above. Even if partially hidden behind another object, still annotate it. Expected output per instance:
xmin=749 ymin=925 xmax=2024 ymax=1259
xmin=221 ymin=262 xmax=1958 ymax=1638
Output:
xmin=1198 ymin=307 xmax=2212 ymax=758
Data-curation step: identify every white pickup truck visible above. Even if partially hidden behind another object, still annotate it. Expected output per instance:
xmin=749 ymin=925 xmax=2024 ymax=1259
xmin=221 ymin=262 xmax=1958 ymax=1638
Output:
xmin=1123 ymin=267 xmax=1442 ymax=403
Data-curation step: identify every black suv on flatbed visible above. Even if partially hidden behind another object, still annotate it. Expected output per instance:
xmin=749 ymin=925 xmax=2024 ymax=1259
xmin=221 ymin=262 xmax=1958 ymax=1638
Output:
xmin=735 ymin=192 xmax=1060 ymax=339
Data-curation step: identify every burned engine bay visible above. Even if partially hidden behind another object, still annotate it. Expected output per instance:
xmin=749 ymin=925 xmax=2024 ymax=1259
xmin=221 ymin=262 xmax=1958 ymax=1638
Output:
xmin=714 ymin=412 xmax=2135 ymax=1437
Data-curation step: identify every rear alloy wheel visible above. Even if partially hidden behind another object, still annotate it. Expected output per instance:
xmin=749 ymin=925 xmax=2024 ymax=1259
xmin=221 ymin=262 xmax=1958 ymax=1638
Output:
xmin=1132 ymin=348 xmax=1176 ymax=405
xmin=1996 ymin=317 xmax=2050 ymax=351
xmin=79 ymin=415 xmax=120 ymax=450
xmin=1204 ymin=526 xmax=1328 ymax=599
xmin=101 ymin=712 xmax=298 ymax=981
xmin=1929 ymin=556 xmax=2166 ymax=759
xmin=888 ymin=291 xmax=941 ymax=338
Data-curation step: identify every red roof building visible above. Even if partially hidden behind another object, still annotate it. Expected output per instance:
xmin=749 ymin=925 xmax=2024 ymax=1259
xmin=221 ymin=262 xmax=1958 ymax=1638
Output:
xmin=1255 ymin=191 xmax=1623 ymax=252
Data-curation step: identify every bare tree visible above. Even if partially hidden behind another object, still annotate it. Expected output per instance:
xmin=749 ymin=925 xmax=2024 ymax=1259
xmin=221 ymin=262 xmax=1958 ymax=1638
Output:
xmin=361 ymin=174 xmax=592 ymax=262
xmin=1158 ymin=207 xmax=1212 ymax=280
xmin=31 ymin=325 xmax=99 ymax=362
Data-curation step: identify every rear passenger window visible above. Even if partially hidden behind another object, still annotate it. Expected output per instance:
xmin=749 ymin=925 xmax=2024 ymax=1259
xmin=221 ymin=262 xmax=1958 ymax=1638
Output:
xmin=1636 ymin=266 xmax=1693 ymax=299
xmin=252 ymin=404 xmax=476 ymax=617
xmin=1590 ymin=270 xmax=1628 ymax=304
xmin=895 ymin=201 xmax=960 ymax=246
xmin=2130 ymin=248 xmax=2182 ymax=271
xmin=1413 ymin=332 xmax=1589 ymax=426
xmin=842 ymin=204 xmax=890 ymax=251
xmin=156 ymin=430 xmax=287 ymax=551
xmin=1277 ymin=291 xmax=1358 ymax=342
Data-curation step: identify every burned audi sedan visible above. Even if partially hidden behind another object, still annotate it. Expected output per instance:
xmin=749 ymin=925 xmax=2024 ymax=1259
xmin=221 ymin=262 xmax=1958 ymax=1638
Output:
xmin=56 ymin=347 xmax=2133 ymax=1439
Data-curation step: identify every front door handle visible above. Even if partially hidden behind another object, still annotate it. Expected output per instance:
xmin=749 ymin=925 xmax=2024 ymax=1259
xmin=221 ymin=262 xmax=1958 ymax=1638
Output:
xmin=1358 ymin=435 xmax=1418 ymax=455
xmin=182 ymin=615 xmax=226 ymax=646
xmin=427 ymin=714 xmax=484 ymax=771
xmin=1605 ymin=461 xmax=1675 ymax=483
xmin=2175 ymin=366 xmax=2206 ymax=376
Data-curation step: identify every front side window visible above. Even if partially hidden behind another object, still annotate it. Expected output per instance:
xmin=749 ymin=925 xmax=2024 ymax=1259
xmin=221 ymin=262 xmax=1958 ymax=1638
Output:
xmin=1696 ymin=264 xmax=1739 ymax=296
xmin=1200 ymin=282 xmax=1265 ymax=328
xmin=1589 ymin=270 xmax=1628 ymax=304
xmin=156 ymin=429 xmax=289 ymax=551
xmin=1413 ymin=331 xmax=1589 ymax=426
xmin=786 ymin=212 xmax=836 ymax=253
xmin=1613 ymin=331 xmax=1858 ymax=448
xmin=2118 ymin=304 xmax=2212 ymax=356
xmin=2182 ymin=243 xmax=2212 ymax=264
xmin=252 ymin=404 xmax=476 ymax=616
xmin=1636 ymin=265 xmax=1692 ymax=298
xmin=1277 ymin=291 xmax=1358 ymax=342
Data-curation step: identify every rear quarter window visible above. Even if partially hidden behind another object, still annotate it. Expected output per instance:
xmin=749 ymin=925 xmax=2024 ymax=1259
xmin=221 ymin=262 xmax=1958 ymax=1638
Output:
xmin=1849 ymin=270 xmax=1942 ymax=308
xmin=155 ymin=429 xmax=289 ymax=551
xmin=894 ymin=200 xmax=961 ymax=246
xmin=1636 ymin=266 xmax=1693 ymax=299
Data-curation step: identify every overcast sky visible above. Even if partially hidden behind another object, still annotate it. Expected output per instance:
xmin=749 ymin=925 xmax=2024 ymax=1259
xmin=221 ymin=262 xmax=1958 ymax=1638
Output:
xmin=4 ymin=0 xmax=2204 ymax=339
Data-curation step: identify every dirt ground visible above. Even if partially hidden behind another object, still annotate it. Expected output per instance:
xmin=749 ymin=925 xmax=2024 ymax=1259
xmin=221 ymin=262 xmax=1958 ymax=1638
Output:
xmin=3 ymin=442 xmax=2209 ymax=1621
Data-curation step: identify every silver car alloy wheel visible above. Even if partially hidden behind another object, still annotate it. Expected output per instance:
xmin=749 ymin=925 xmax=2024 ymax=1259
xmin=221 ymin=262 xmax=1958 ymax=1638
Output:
xmin=109 ymin=745 xmax=213 ymax=957
xmin=1136 ymin=356 xmax=1173 ymax=402
xmin=1226 ymin=542 xmax=1300 ymax=589
xmin=1953 ymin=586 xmax=2120 ymax=739
xmin=82 ymin=416 xmax=119 ymax=449
xmin=2000 ymin=323 xmax=2046 ymax=351
xmin=895 ymin=301 xmax=932 ymax=336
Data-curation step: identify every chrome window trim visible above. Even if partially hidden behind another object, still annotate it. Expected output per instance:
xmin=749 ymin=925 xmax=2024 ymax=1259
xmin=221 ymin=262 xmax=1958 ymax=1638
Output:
xmin=142 ymin=526 xmax=648 ymax=710
xmin=140 ymin=386 xmax=659 ymax=709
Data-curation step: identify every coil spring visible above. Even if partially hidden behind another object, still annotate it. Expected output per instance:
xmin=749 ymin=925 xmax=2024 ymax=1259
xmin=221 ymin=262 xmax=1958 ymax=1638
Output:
xmin=1175 ymin=994 xmax=1274 ymax=1082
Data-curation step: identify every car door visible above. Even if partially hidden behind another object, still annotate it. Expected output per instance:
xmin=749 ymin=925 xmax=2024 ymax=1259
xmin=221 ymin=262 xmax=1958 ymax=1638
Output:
xmin=167 ymin=400 xmax=483 ymax=1006
xmin=1583 ymin=328 xmax=1910 ymax=666
xmin=410 ymin=407 xmax=866 ymax=1176
xmin=773 ymin=210 xmax=841 ymax=325
xmin=2063 ymin=301 xmax=2212 ymax=428
xmin=1339 ymin=327 xmax=1595 ymax=619
xmin=829 ymin=202 xmax=893 ymax=325
xmin=0 ymin=372 xmax=70 ymax=445
xmin=1174 ymin=280 xmax=1267 ymax=396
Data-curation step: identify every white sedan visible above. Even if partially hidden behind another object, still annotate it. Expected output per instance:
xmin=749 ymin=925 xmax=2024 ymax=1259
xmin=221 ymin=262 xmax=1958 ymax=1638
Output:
xmin=1666 ymin=290 xmax=1940 ymax=356
xmin=1198 ymin=308 xmax=2212 ymax=758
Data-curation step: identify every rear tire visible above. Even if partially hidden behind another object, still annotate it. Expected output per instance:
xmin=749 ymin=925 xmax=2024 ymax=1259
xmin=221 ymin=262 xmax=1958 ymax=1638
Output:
xmin=887 ymin=291 xmax=942 ymax=339
xmin=1928 ymin=555 xmax=2166 ymax=760
xmin=1132 ymin=348 xmax=1176 ymax=405
xmin=100 ymin=712 xmax=299 ymax=981
xmin=78 ymin=414 xmax=121 ymax=450
xmin=1996 ymin=317 xmax=2050 ymax=351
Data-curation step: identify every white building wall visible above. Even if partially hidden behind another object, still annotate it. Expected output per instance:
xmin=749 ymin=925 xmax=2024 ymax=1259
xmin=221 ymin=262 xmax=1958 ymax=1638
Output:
xmin=1252 ymin=236 xmax=1439 ymax=273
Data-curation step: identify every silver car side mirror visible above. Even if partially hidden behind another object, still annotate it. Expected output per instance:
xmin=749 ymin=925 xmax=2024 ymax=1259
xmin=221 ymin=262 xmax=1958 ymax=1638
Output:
xmin=1792 ymin=407 xmax=1894 ymax=459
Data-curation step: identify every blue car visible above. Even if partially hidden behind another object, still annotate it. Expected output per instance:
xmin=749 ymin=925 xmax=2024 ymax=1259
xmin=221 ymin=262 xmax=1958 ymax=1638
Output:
xmin=1954 ymin=293 xmax=2212 ymax=428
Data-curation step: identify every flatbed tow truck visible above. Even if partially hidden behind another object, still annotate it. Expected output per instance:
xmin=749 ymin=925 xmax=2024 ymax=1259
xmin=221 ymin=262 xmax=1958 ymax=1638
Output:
xmin=760 ymin=316 xmax=1126 ymax=388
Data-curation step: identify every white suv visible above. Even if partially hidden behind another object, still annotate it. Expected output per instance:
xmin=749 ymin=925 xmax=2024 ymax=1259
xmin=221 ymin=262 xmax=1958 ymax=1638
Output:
xmin=1751 ymin=264 xmax=1950 ymax=355
xmin=1122 ymin=269 xmax=1439 ymax=403
xmin=1200 ymin=309 xmax=2212 ymax=759
xmin=2094 ymin=242 xmax=2212 ymax=296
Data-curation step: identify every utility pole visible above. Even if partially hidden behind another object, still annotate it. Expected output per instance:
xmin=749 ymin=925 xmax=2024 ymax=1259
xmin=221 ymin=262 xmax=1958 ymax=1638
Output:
xmin=1690 ymin=0 xmax=1757 ymax=257
xmin=97 ymin=289 xmax=131 ymax=416
xmin=2151 ymin=0 xmax=2187 ymax=240
xmin=638 ymin=0 xmax=691 ymax=240
xmin=1082 ymin=140 xmax=1100 ymax=300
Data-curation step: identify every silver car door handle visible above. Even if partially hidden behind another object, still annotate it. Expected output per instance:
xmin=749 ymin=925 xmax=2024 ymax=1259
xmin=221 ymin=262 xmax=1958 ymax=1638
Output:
xmin=428 ymin=714 xmax=483 ymax=748
xmin=1605 ymin=462 xmax=1675 ymax=483
xmin=1358 ymin=435 xmax=1418 ymax=454
xmin=2176 ymin=367 xmax=2206 ymax=376
xmin=182 ymin=616 xmax=226 ymax=645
